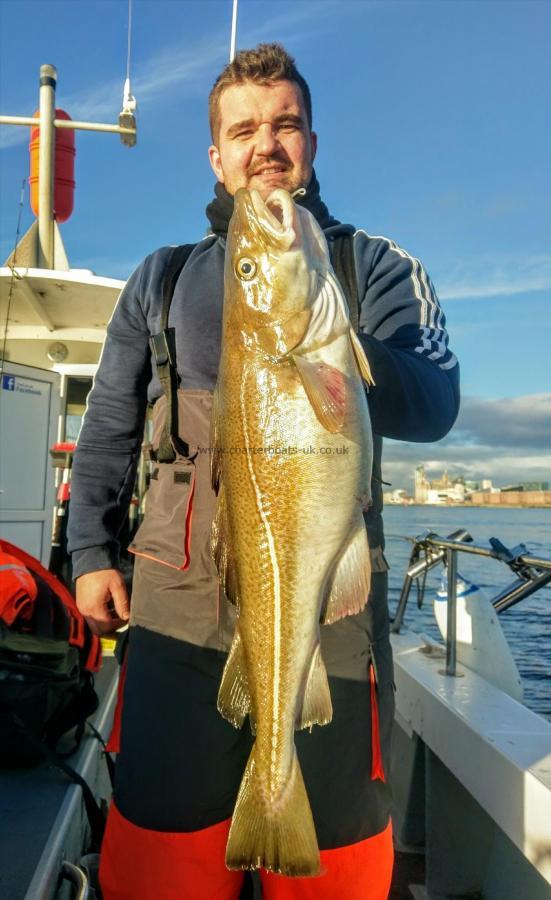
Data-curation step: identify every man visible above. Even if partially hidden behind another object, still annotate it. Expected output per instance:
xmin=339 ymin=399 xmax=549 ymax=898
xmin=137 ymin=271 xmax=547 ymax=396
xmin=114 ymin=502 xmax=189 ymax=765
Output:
xmin=69 ymin=43 xmax=459 ymax=900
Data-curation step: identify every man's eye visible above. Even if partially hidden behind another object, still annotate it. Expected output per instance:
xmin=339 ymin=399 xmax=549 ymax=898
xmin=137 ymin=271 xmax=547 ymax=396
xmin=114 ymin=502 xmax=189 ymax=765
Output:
xmin=236 ymin=257 xmax=257 ymax=280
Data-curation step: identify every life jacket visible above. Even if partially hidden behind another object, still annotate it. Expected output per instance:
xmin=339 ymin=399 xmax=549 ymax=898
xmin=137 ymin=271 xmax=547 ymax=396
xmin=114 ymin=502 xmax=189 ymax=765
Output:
xmin=0 ymin=539 xmax=101 ymax=768
xmin=0 ymin=548 xmax=37 ymax=625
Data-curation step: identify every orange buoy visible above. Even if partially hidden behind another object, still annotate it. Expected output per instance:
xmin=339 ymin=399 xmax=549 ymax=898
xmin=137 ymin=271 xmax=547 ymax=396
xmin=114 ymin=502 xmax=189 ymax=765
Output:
xmin=29 ymin=109 xmax=75 ymax=223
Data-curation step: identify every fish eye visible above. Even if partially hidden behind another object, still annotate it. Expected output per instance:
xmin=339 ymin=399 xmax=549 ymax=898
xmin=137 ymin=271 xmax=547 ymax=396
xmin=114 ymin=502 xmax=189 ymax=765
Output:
xmin=236 ymin=257 xmax=257 ymax=280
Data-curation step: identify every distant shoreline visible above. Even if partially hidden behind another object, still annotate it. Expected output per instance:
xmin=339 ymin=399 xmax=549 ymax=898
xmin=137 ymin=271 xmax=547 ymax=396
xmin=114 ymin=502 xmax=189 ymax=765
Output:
xmin=385 ymin=502 xmax=551 ymax=510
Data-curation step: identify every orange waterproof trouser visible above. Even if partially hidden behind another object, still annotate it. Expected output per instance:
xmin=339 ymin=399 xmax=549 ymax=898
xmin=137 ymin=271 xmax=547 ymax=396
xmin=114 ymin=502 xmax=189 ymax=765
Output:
xmin=99 ymin=801 xmax=394 ymax=900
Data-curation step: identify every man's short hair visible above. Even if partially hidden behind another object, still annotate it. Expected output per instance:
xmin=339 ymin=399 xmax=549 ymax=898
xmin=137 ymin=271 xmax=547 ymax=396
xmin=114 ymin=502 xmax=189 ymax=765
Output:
xmin=209 ymin=42 xmax=312 ymax=143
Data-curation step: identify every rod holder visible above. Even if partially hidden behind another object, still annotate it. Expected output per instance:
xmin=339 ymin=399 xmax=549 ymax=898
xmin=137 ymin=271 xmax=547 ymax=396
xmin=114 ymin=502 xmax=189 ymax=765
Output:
xmin=445 ymin=548 xmax=458 ymax=676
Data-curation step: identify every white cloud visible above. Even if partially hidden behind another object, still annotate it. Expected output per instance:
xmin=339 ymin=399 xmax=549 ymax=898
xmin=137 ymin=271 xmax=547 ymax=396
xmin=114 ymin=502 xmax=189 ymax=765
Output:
xmin=382 ymin=394 xmax=551 ymax=491
xmin=1 ymin=1 xmax=338 ymax=150
xmin=436 ymin=254 xmax=551 ymax=300
xmin=0 ymin=128 xmax=28 ymax=151
xmin=454 ymin=394 xmax=551 ymax=450
xmin=383 ymin=446 xmax=551 ymax=494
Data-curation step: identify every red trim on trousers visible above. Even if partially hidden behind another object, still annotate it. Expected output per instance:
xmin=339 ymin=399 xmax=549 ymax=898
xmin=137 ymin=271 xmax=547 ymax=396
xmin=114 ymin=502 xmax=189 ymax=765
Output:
xmin=129 ymin=469 xmax=195 ymax=571
xmin=99 ymin=802 xmax=393 ymax=900
xmin=105 ymin=654 xmax=128 ymax=753
xmin=370 ymin=662 xmax=386 ymax=782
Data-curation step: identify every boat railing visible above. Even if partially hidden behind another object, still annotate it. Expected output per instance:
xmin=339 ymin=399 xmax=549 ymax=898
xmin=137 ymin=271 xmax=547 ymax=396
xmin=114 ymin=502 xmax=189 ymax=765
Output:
xmin=390 ymin=529 xmax=551 ymax=676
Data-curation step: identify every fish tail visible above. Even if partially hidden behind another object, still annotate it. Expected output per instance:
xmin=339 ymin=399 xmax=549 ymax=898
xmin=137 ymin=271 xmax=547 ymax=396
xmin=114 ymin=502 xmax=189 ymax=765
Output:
xmin=226 ymin=746 xmax=320 ymax=876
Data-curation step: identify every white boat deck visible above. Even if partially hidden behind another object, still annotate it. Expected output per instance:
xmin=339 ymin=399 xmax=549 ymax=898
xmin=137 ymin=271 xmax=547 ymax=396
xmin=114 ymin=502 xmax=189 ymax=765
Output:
xmin=391 ymin=629 xmax=551 ymax=895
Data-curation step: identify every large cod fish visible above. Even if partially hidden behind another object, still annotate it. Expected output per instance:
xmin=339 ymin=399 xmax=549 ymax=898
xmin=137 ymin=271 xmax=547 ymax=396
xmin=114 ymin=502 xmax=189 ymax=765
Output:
xmin=211 ymin=187 xmax=374 ymax=877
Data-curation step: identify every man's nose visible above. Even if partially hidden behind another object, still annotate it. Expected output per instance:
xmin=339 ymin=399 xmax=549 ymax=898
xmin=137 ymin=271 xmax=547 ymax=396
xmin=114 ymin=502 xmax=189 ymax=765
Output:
xmin=256 ymin=124 xmax=279 ymax=155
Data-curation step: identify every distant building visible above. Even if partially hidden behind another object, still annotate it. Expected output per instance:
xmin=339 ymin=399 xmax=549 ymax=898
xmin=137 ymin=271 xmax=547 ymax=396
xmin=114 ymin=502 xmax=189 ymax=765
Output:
xmin=426 ymin=483 xmax=466 ymax=505
xmin=414 ymin=465 xmax=466 ymax=504
xmin=468 ymin=489 xmax=551 ymax=507
xmin=414 ymin=465 xmax=429 ymax=503
xmin=501 ymin=482 xmax=549 ymax=492
xmin=414 ymin=469 xmax=550 ymax=507
xmin=464 ymin=479 xmax=494 ymax=493
xmin=384 ymin=488 xmax=413 ymax=505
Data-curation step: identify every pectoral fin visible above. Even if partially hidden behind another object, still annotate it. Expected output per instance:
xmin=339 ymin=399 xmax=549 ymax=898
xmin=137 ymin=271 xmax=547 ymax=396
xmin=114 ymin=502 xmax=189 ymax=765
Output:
xmin=350 ymin=330 xmax=375 ymax=386
xmin=321 ymin=517 xmax=372 ymax=624
xmin=292 ymin=354 xmax=347 ymax=433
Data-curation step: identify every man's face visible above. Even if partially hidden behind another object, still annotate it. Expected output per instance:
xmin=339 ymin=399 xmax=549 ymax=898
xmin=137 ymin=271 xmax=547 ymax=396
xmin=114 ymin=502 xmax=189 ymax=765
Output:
xmin=208 ymin=80 xmax=317 ymax=200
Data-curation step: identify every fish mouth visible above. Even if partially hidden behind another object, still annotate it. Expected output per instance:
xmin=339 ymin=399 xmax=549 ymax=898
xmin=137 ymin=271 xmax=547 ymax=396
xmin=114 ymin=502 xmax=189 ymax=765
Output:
xmin=234 ymin=188 xmax=297 ymax=250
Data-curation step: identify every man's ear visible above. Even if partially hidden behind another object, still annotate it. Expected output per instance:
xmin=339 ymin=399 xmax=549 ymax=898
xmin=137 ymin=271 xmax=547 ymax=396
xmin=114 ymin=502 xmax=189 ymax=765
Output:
xmin=208 ymin=145 xmax=225 ymax=183
xmin=310 ymin=131 xmax=318 ymax=162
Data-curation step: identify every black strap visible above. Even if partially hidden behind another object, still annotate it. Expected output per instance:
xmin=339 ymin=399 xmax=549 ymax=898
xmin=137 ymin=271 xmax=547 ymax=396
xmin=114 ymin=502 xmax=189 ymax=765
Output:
xmin=5 ymin=708 xmax=106 ymax=852
xmin=329 ymin=229 xmax=360 ymax=331
xmin=150 ymin=244 xmax=197 ymax=463
xmin=87 ymin=720 xmax=116 ymax=790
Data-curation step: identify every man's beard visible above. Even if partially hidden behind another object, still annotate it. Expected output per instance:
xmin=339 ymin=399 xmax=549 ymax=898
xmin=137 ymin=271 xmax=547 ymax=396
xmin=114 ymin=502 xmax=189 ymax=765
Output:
xmin=246 ymin=157 xmax=302 ymax=197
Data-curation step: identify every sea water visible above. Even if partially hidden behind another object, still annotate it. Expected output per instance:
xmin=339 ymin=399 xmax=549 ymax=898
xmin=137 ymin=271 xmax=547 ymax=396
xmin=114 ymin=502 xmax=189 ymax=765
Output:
xmin=383 ymin=505 xmax=551 ymax=721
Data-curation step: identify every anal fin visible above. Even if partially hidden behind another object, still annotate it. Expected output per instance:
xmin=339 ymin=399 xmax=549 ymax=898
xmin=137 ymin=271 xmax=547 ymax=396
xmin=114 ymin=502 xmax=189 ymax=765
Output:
xmin=322 ymin=517 xmax=372 ymax=625
xmin=217 ymin=628 xmax=251 ymax=729
xmin=297 ymin=643 xmax=332 ymax=730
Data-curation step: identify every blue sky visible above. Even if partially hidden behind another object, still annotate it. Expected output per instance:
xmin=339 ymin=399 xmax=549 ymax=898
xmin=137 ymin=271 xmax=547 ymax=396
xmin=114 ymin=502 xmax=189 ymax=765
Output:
xmin=1 ymin=0 xmax=550 ymax=490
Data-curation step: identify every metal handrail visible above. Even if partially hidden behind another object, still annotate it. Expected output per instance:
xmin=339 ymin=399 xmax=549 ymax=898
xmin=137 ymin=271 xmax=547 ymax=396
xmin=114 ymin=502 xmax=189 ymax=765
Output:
xmin=59 ymin=861 xmax=89 ymax=899
xmin=419 ymin=535 xmax=551 ymax=570
xmin=390 ymin=530 xmax=551 ymax=676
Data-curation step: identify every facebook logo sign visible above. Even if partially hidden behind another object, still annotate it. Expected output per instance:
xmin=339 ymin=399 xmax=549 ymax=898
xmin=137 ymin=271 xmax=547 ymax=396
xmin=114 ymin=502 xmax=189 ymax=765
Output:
xmin=2 ymin=375 xmax=15 ymax=391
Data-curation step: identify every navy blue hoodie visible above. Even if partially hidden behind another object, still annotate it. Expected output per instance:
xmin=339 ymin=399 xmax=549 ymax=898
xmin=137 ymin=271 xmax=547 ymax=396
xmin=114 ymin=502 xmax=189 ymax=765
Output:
xmin=68 ymin=179 xmax=459 ymax=578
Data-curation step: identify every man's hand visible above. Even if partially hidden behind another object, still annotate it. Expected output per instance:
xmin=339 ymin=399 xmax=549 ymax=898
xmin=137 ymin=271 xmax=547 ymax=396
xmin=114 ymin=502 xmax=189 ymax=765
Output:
xmin=76 ymin=569 xmax=130 ymax=636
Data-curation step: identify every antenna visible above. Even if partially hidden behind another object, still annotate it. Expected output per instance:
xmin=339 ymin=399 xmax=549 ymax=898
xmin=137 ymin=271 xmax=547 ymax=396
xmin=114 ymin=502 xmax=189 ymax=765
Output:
xmin=0 ymin=65 xmax=137 ymax=268
xmin=119 ymin=0 xmax=137 ymax=146
xmin=230 ymin=0 xmax=238 ymax=62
